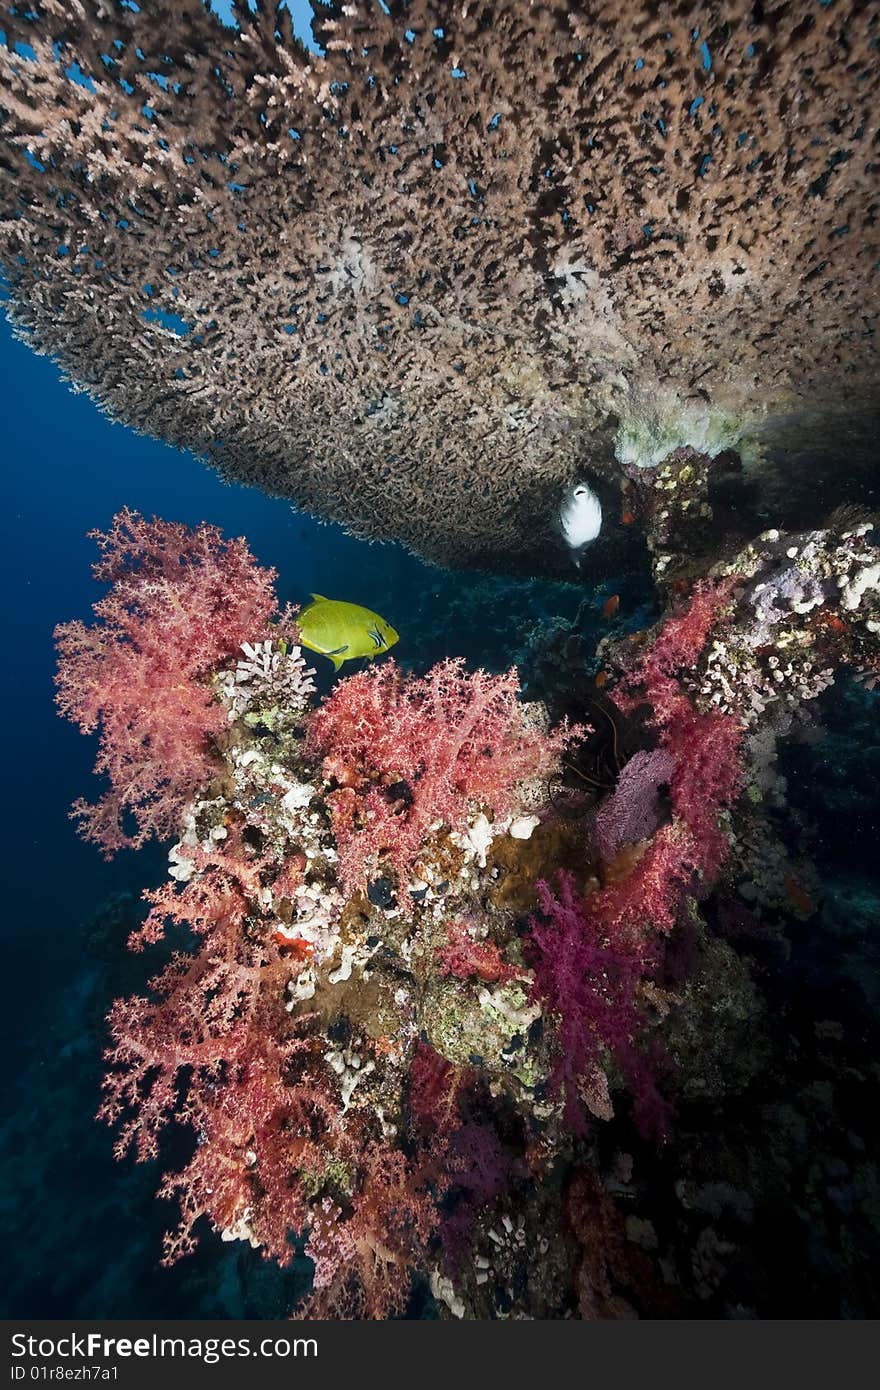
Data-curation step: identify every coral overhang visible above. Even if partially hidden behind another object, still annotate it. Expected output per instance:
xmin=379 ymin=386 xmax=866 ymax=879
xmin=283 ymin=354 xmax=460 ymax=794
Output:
xmin=1 ymin=1 xmax=877 ymax=572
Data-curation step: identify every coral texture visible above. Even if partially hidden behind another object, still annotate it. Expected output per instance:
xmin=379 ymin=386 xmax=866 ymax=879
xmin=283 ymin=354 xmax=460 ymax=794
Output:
xmin=529 ymin=873 xmax=668 ymax=1138
xmin=307 ymin=658 xmax=572 ymax=906
xmin=2 ymin=2 xmax=877 ymax=571
xmin=56 ymin=511 xmax=880 ymax=1319
xmin=56 ymin=514 xmax=582 ymax=1317
xmin=593 ymin=749 xmax=675 ymax=863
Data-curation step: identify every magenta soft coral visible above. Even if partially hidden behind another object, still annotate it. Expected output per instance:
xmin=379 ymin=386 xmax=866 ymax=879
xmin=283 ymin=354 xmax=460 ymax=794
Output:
xmin=307 ymin=658 xmax=571 ymax=901
xmin=530 ymin=582 xmax=746 ymax=1138
xmin=529 ymin=873 xmax=669 ymax=1138
xmin=55 ymin=509 xmax=278 ymax=853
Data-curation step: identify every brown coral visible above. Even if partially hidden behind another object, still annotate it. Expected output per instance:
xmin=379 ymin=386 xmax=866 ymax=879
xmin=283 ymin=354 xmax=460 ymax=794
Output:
xmin=1 ymin=2 xmax=877 ymax=571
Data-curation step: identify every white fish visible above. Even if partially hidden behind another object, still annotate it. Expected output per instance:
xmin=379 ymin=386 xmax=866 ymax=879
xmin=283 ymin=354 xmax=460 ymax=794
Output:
xmin=560 ymin=480 xmax=602 ymax=563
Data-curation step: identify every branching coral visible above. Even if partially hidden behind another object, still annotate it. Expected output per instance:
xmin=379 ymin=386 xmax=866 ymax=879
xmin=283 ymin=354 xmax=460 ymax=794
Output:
xmin=529 ymin=873 xmax=669 ymax=1139
xmin=57 ymin=509 xmax=880 ymax=1319
xmin=56 ymin=514 xmax=588 ymax=1317
xmin=2 ymin=3 xmax=877 ymax=572
xmin=307 ymin=659 xmax=574 ymax=907
xmin=614 ymin=577 xmax=746 ymax=880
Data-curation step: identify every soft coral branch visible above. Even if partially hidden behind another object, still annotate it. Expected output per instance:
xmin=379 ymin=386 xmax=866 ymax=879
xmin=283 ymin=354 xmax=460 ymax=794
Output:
xmin=614 ymin=577 xmax=745 ymax=886
xmin=530 ymin=581 xmax=746 ymax=1137
xmin=55 ymin=509 xmax=278 ymax=853
xmin=98 ymin=828 xmax=346 ymax=1268
xmin=307 ymin=658 xmax=573 ymax=900
xmin=529 ymin=873 xmax=669 ymax=1138
xmin=302 ymin=1144 xmax=437 ymax=1319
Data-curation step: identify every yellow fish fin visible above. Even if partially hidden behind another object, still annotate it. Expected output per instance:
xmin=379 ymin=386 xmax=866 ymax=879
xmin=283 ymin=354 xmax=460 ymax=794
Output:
xmin=325 ymin=643 xmax=349 ymax=672
xmin=310 ymin=593 xmax=328 ymax=603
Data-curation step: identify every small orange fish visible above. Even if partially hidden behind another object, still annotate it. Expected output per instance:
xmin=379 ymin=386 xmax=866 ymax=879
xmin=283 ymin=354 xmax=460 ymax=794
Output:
xmin=602 ymin=594 xmax=620 ymax=621
xmin=594 ymin=670 xmax=609 ymax=689
xmin=621 ymin=510 xmax=635 ymax=525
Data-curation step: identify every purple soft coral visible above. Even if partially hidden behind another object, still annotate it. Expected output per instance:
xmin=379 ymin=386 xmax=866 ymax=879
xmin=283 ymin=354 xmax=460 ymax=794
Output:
xmin=529 ymin=873 xmax=670 ymax=1139
xmin=594 ymin=749 xmax=675 ymax=862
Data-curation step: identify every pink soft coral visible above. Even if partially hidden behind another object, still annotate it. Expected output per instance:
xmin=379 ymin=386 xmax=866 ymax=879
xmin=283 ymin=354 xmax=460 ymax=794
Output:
xmin=302 ymin=1144 xmax=437 ymax=1319
xmin=620 ymin=578 xmax=738 ymax=724
xmin=98 ymin=789 xmax=432 ymax=1309
xmin=99 ymin=826 xmax=349 ymax=1269
xmin=55 ymin=509 xmax=278 ymax=853
xmin=435 ymin=921 xmax=520 ymax=985
xmin=614 ymin=577 xmax=745 ymax=886
xmin=529 ymin=582 xmax=747 ymax=1138
xmin=307 ymin=658 xmax=571 ymax=902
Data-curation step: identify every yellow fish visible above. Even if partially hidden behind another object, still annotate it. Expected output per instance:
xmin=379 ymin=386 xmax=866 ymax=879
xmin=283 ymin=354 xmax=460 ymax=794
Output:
xmin=296 ymin=595 xmax=399 ymax=671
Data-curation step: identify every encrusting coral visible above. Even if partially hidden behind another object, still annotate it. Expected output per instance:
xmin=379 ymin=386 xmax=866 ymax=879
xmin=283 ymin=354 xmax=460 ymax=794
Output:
xmin=2 ymin=1 xmax=878 ymax=573
xmin=56 ymin=508 xmax=880 ymax=1318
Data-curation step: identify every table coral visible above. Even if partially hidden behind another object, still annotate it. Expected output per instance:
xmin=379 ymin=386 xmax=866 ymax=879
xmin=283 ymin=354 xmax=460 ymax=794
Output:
xmin=2 ymin=2 xmax=877 ymax=573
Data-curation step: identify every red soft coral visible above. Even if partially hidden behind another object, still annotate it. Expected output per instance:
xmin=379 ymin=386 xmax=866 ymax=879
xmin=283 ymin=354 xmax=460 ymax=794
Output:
xmin=613 ymin=576 xmax=745 ymax=889
xmin=99 ymin=828 xmax=348 ymax=1269
xmin=435 ymin=921 xmax=520 ymax=985
xmin=307 ymin=658 xmax=571 ymax=902
xmin=302 ymin=1144 xmax=438 ymax=1319
xmin=55 ymin=509 xmax=278 ymax=853
xmin=620 ymin=578 xmax=738 ymax=723
xmin=529 ymin=873 xmax=669 ymax=1138
xmin=529 ymin=583 xmax=747 ymax=1139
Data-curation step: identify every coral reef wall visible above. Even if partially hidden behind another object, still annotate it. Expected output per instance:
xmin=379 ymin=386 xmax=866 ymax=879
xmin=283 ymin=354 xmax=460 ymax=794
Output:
xmin=1 ymin=1 xmax=877 ymax=573
xmin=53 ymin=510 xmax=880 ymax=1318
